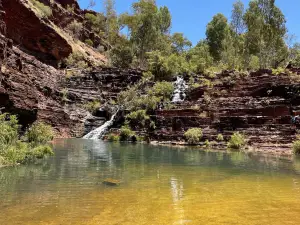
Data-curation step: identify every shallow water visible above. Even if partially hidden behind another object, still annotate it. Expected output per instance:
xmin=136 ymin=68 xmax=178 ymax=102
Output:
xmin=1 ymin=139 xmax=300 ymax=225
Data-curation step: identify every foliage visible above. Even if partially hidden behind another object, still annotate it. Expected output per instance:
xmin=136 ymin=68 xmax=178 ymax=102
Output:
xmin=272 ymin=67 xmax=285 ymax=75
xmin=293 ymin=140 xmax=300 ymax=155
xmin=206 ymin=13 xmax=229 ymax=61
xmin=151 ymin=81 xmax=174 ymax=100
xmin=67 ymin=20 xmax=83 ymax=39
xmin=217 ymin=134 xmax=224 ymax=142
xmin=61 ymin=88 xmax=68 ymax=102
xmin=0 ymin=114 xmax=19 ymax=149
xmin=119 ymin=126 xmax=134 ymax=141
xmin=85 ymin=13 xmax=106 ymax=34
xmin=171 ymin=33 xmax=192 ymax=54
xmin=120 ymin=0 xmax=171 ymax=67
xmin=243 ymin=0 xmax=287 ymax=68
xmin=184 ymin=128 xmax=203 ymax=145
xmin=248 ymin=55 xmax=260 ymax=70
xmin=188 ymin=41 xmax=214 ymax=73
xmin=147 ymin=51 xmax=190 ymax=81
xmin=204 ymin=139 xmax=211 ymax=149
xmin=227 ymin=132 xmax=246 ymax=150
xmin=85 ymin=39 xmax=94 ymax=47
xmin=64 ymin=52 xmax=88 ymax=69
xmin=30 ymin=0 xmax=52 ymax=18
xmin=107 ymin=133 xmax=120 ymax=142
xmin=126 ymin=110 xmax=150 ymax=128
xmin=83 ymin=100 xmax=101 ymax=114
xmin=111 ymin=37 xmax=134 ymax=68
xmin=23 ymin=122 xmax=54 ymax=146
xmin=0 ymin=114 xmax=54 ymax=166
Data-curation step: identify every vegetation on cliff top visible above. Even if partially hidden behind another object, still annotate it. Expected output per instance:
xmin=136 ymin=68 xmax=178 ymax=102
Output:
xmin=77 ymin=0 xmax=300 ymax=77
xmin=0 ymin=114 xmax=54 ymax=166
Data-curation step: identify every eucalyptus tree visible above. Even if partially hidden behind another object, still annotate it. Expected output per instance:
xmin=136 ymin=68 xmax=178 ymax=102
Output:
xmin=206 ymin=13 xmax=229 ymax=61
xmin=243 ymin=0 xmax=288 ymax=68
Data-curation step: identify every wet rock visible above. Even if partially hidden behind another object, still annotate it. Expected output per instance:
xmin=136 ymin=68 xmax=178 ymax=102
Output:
xmin=103 ymin=178 xmax=121 ymax=186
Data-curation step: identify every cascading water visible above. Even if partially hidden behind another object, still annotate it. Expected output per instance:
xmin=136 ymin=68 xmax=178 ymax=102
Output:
xmin=83 ymin=110 xmax=119 ymax=140
xmin=172 ymin=76 xmax=188 ymax=103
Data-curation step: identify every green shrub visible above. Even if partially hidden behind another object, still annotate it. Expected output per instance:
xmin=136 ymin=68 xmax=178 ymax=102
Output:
xmin=83 ymin=100 xmax=101 ymax=114
xmin=184 ymin=128 xmax=203 ymax=144
xmin=126 ymin=110 xmax=150 ymax=128
xmin=30 ymin=145 xmax=54 ymax=159
xmin=204 ymin=139 xmax=211 ymax=149
xmin=151 ymin=81 xmax=174 ymax=100
xmin=107 ymin=133 xmax=120 ymax=142
xmin=0 ymin=114 xmax=54 ymax=165
xmin=30 ymin=0 xmax=52 ymax=18
xmin=61 ymin=88 xmax=68 ymax=102
xmin=65 ymin=52 xmax=88 ymax=69
xmin=293 ymin=140 xmax=300 ymax=155
xmin=227 ymin=132 xmax=246 ymax=150
xmin=217 ymin=134 xmax=224 ymax=142
xmin=85 ymin=13 xmax=106 ymax=33
xmin=67 ymin=20 xmax=83 ymax=38
xmin=248 ymin=55 xmax=260 ymax=71
xmin=85 ymin=39 xmax=94 ymax=47
xmin=111 ymin=44 xmax=134 ymax=68
xmin=0 ymin=114 xmax=19 ymax=149
xmin=147 ymin=51 xmax=189 ymax=81
xmin=272 ymin=67 xmax=285 ymax=75
xmin=24 ymin=122 xmax=54 ymax=146
xmin=119 ymin=126 xmax=134 ymax=141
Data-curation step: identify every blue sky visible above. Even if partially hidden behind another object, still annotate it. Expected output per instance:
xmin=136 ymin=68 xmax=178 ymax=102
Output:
xmin=78 ymin=0 xmax=300 ymax=45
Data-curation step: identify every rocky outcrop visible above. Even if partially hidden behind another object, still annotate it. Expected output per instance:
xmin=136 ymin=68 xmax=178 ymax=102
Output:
xmin=151 ymin=70 xmax=300 ymax=154
xmin=2 ymin=0 xmax=72 ymax=63
xmin=0 ymin=31 xmax=90 ymax=136
xmin=63 ymin=68 xmax=143 ymax=134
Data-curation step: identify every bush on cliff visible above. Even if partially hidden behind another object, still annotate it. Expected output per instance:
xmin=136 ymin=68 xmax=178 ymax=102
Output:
xmin=227 ymin=132 xmax=246 ymax=150
xmin=292 ymin=140 xmax=300 ymax=155
xmin=151 ymin=81 xmax=174 ymax=100
xmin=29 ymin=0 xmax=52 ymax=18
xmin=119 ymin=126 xmax=134 ymax=141
xmin=126 ymin=110 xmax=150 ymax=128
xmin=83 ymin=100 xmax=101 ymax=114
xmin=0 ymin=114 xmax=54 ymax=166
xmin=184 ymin=128 xmax=203 ymax=145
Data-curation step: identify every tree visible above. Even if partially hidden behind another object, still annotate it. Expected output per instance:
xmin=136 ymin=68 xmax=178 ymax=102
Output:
xmin=171 ymin=33 xmax=192 ymax=54
xmin=188 ymin=40 xmax=213 ymax=73
xmin=243 ymin=0 xmax=287 ymax=68
xmin=289 ymin=43 xmax=300 ymax=67
xmin=206 ymin=13 xmax=229 ymax=61
xmin=120 ymin=0 xmax=171 ymax=68
xmin=231 ymin=0 xmax=245 ymax=35
xmin=104 ymin=0 xmax=119 ymax=63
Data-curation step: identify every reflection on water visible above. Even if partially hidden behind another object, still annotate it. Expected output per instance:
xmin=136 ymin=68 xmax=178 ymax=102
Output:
xmin=1 ymin=139 xmax=300 ymax=224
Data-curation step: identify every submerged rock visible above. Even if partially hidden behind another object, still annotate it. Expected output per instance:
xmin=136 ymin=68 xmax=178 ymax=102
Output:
xmin=102 ymin=178 xmax=121 ymax=186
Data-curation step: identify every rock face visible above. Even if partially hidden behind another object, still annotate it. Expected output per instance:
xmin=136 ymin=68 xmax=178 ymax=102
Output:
xmin=151 ymin=70 xmax=300 ymax=154
xmin=0 ymin=0 xmax=113 ymax=137
xmin=63 ymin=68 xmax=142 ymax=134
xmin=0 ymin=32 xmax=89 ymax=137
xmin=2 ymin=0 xmax=72 ymax=62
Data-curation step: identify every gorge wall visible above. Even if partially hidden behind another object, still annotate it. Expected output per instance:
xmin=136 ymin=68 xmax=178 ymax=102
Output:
xmin=151 ymin=70 xmax=300 ymax=154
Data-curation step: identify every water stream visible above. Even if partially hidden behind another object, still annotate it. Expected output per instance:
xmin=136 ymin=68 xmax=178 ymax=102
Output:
xmin=172 ymin=76 xmax=188 ymax=103
xmin=83 ymin=110 xmax=118 ymax=139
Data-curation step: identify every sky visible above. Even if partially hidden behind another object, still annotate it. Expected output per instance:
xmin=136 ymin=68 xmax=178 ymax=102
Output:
xmin=78 ymin=0 xmax=300 ymax=46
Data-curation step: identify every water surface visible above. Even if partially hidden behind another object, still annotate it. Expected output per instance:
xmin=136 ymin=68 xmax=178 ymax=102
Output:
xmin=1 ymin=139 xmax=300 ymax=225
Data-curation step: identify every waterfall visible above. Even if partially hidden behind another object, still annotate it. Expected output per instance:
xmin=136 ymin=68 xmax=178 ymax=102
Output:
xmin=83 ymin=110 xmax=118 ymax=140
xmin=172 ymin=76 xmax=188 ymax=103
